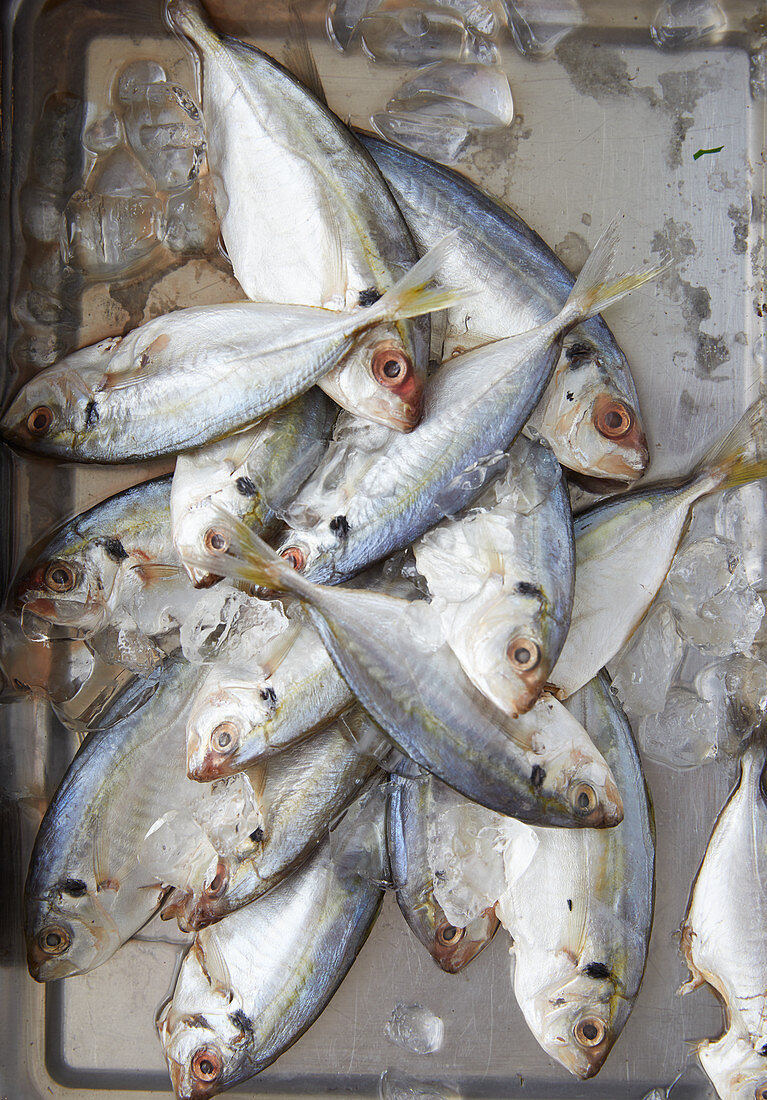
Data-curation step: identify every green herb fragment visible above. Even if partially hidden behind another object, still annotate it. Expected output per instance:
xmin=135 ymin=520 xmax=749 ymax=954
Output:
xmin=693 ymin=146 xmax=724 ymax=160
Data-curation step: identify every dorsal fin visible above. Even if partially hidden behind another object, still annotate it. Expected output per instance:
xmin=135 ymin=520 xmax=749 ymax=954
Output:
xmin=283 ymin=6 xmax=328 ymax=107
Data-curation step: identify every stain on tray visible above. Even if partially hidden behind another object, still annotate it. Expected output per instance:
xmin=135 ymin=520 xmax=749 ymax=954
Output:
xmin=728 ymin=203 xmax=750 ymax=254
xmin=554 ymin=231 xmax=590 ymax=275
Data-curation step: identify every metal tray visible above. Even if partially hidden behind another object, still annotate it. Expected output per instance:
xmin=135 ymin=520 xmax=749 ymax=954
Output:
xmin=1 ymin=0 xmax=765 ymax=1096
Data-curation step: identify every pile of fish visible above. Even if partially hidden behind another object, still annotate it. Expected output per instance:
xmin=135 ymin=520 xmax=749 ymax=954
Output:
xmin=3 ymin=2 xmax=767 ymax=1098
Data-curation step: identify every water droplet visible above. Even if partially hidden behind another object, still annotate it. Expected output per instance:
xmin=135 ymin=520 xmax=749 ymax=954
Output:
xmin=650 ymin=0 xmax=726 ymax=49
xmin=384 ymin=1004 xmax=444 ymax=1055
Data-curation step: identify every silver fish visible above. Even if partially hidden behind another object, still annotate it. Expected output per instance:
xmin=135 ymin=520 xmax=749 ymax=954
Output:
xmin=171 ymin=390 xmax=336 ymax=587
xmin=167 ymin=0 xmax=430 ymax=433
xmin=275 ymin=217 xmax=661 ymax=584
xmin=496 ymin=673 xmax=655 ymax=1078
xmin=413 ymin=432 xmax=573 ymax=717
xmin=1 ymin=238 xmax=462 ymax=461
xmin=551 ymin=397 xmax=767 ymax=699
xmin=157 ymin=830 xmax=385 ymax=1098
xmin=361 ymin=134 xmax=649 ymax=483
xmin=170 ymin=707 xmax=386 ymax=930
xmin=387 ymin=770 xmax=499 ymax=972
xmin=187 ymin=514 xmax=623 ymax=827
xmin=680 ymin=743 xmax=767 ymax=1100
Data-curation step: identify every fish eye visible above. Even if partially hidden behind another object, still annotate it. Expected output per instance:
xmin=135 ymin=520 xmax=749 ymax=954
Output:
xmin=754 ymin=1084 xmax=767 ymax=1100
xmin=26 ymin=405 xmax=53 ymax=436
xmin=571 ymin=782 xmax=598 ymax=818
xmin=574 ymin=1016 xmax=606 ymax=1048
xmin=191 ymin=1046 xmax=223 ymax=1084
xmin=211 ymin=721 xmax=238 ymax=754
xmin=507 ymin=637 xmax=541 ymax=673
xmin=38 ymin=925 xmax=70 ymax=955
xmin=280 ymin=545 xmax=306 ymax=571
xmin=437 ymin=922 xmax=464 ymax=947
xmin=44 ymin=561 xmax=77 ymax=593
xmin=594 ymin=400 xmax=633 ymax=440
xmin=371 ymin=344 xmax=411 ymax=387
xmin=204 ymin=860 xmax=228 ymax=898
xmin=203 ymin=528 xmax=229 ymax=554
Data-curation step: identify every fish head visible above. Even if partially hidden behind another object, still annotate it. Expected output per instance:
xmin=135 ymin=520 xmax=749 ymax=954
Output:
xmin=1 ymin=369 xmax=98 ymax=456
xmin=530 ymin=710 xmax=624 ymax=828
xmin=430 ymin=907 xmax=500 ymax=974
xmin=329 ymin=321 xmax=423 ymax=432
xmin=528 ymin=967 xmax=629 ymax=1079
xmin=172 ymin=847 xmax=262 ymax=932
xmin=698 ymin=1031 xmax=767 ymax=1100
xmin=539 ymin=341 xmax=648 ymax=483
xmin=24 ymin=883 xmax=123 ymax=980
xmin=173 ymin=500 xmax=233 ymax=589
xmin=465 ymin=595 xmax=551 ymax=718
xmin=187 ymin=678 xmax=273 ymax=780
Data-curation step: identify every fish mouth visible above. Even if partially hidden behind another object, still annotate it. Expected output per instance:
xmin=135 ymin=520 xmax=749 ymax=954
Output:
xmin=188 ymin=747 xmax=235 ymax=782
xmin=599 ymin=778 xmax=624 ymax=827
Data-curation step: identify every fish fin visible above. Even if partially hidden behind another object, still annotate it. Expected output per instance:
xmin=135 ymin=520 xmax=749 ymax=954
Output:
xmin=164 ymin=0 xmax=214 ymax=46
xmin=252 ymin=438 xmax=329 ymax=526
xmin=284 ymin=6 xmax=329 ymax=106
xmin=316 ymin=185 xmax=349 ymax=310
xmin=182 ymin=502 xmax=312 ymax=598
xmin=129 ymin=561 xmax=183 ymax=582
xmin=366 ymin=231 xmax=472 ymax=325
xmin=697 ymin=396 xmax=767 ymax=492
xmin=256 ymin=616 xmax=303 ymax=678
xmin=198 ymin=929 xmax=232 ymax=995
xmin=562 ymin=214 xmax=670 ymax=324
xmin=243 ymin=762 xmax=268 ymax=802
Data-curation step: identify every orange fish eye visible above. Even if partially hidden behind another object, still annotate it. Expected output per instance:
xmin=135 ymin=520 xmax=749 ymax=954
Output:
xmin=191 ymin=1046 xmax=223 ymax=1083
xmin=436 ymin=922 xmax=464 ymax=947
xmin=203 ymin=528 xmax=229 ymax=554
xmin=44 ymin=561 xmax=77 ymax=593
xmin=571 ymin=782 xmax=598 ymax=818
xmin=281 ymin=546 xmax=306 ymax=571
xmin=574 ymin=1016 xmax=606 ymax=1048
xmin=507 ymin=637 xmax=541 ymax=673
xmin=38 ymin=925 xmax=70 ymax=955
xmin=371 ymin=344 xmax=412 ymax=388
xmin=26 ymin=406 xmax=53 ymax=436
xmin=211 ymin=721 xmax=238 ymax=753
xmin=594 ymin=400 xmax=633 ymax=440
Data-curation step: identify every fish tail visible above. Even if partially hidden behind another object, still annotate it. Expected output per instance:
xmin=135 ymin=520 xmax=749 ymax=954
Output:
xmin=697 ymin=396 xmax=767 ymax=492
xmin=368 ymin=231 xmax=471 ymax=324
xmin=183 ymin=504 xmax=311 ymax=598
xmin=164 ymin=0 xmax=214 ymax=46
xmin=561 ymin=214 xmax=669 ymax=324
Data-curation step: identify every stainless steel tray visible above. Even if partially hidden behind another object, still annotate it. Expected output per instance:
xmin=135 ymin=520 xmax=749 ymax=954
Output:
xmin=1 ymin=1 xmax=765 ymax=1096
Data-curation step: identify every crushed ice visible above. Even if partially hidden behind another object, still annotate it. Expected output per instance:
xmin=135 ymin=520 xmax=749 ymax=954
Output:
xmin=385 ymin=1004 xmax=444 ymax=1054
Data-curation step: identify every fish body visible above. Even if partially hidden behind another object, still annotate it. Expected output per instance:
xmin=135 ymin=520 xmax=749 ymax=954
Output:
xmin=174 ymin=707 xmax=386 ymax=929
xmin=171 ymin=389 xmax=336 ymax=586
xmin=361 ymin=134 xmax=649 ymax=482
xmin=167 ymin=0 xmax=429 ymax=432
xmin=413 ymin=432 xmax=574 ymax=716
xmin=496 ymin=673 xmax=655 ymax=1078
xmin=680 ymin=744 xmax=767 ymax=1099
xmin=387 ymin=771 xmax=499 ymax=972
xmin=158 ymin=832 xmax=385 ymax=1098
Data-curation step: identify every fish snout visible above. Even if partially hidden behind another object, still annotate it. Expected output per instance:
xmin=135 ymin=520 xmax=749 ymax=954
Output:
xmin=188 ymin=744 xmax=236 ymax=782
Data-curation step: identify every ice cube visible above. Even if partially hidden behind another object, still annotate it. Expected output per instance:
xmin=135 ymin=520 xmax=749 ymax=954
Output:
xmin=61 ymin=188 xmax=164 ymax=279
xmin=0 ymin=613 xmax=95 ymax=703
xmin=87 ymin=144 xmax=157 ymax=198
xmin=83 ymin=112 xmax=124 ymax=154
xmin=326 ymin=0 xmax=382 ymax=50
xmin=665 ymin=536 xmax=765 ymax=656
xmin=695 ymin=655 xmax=767 ymax=752
xmin=503 ymin=0 xmax=583 ymax=57
xmin=329 ymin=784 xmax=390 ymax=887
xmin=122 ymin=82 xmax=205 ymax=191
xmin=378 ymin=1070 xmax=461 ymax=1100
xmin=372 ymin=110 xmax=471 ymax=164
xmin=385 ymin=1004 xmax=444 ymax=1054
xmin=87 ymin=616 xmax=166 ymax=674
xmin=137 ymin=810 xmax=217 ymax=888
xmin=387 ymin=62 xmax=513 ymax=127
xmin=427 ymin=0 xmax=504 ymax=37
xmin=610 ymin=602 xmax=683 ymax=718
xmin=192 ymin=772 xmax=263 ymax=856
xmin=359 ymin=8 xmax=495 ymax=65
xmin=714 ymin=484 xmax=767 ymax=587
xmin=637 ymin=687 xmax=716 ymax=769
xmin=163 ymin=178 xmax=220 ymax=254
xmin=116 ymin=59 xmax=167 ymax=104
xmin=650 ymin=0 xmax=726 ymax=48
xmin=179 ymin=585 xmax=289 ymax=666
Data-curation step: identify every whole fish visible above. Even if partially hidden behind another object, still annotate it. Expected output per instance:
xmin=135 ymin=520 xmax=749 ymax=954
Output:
xmin=275 ymin=218 xmax=661 ymax=584
xmin=680 ymin=743 xmax=767 ymax=1100
xmin=387 ymin=771 xmax=499 ymax=972
xmin=551 ymin=397 xmax=767 ymax=698
xmin=186 ymin=613 xmax=353 ymax=780
xmin=157 ymin=831 xmax=385 ymax=1099
xmin=413 ymin=432 xmax=573 ymax=717
xmin=171 ymin=390 xmax=336 ymax=587
xmin=24 ymin=658 xmax=262 ymax=980
xmin=167 ymin=0 xmax=430 ymax=433
xmin=170 ymin=707 xmax=386 ymax=930
xmin=1 ymin=238 xmax=462 ymax=461
xmin=496 ymin=673 xmax=655 ymax=1078
xmin=186 ymin=513 xmax=623 ymax=827
xmin=361 ymin=134 xmax=649 ymax=483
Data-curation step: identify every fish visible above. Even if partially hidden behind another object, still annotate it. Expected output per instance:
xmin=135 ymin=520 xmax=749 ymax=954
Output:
xmin=413 ymin=432 xmax=574 ymax=717
xmin=0 ymin=237 xmax=464 ymax=461
xmin=24 ymin=657 xmax=263 ymax=980
xmin=680 ymin=742 xmax=767 ymax=1100
xmin=169 ymin=707 xmax=387 ymax=930
xmin=550 ymin=396 xmax=767 ymax=698
xmin=186 ymin=611 xmax=353 ymax=780
xmin=157 ymin=830 xmax=386 ymax=1098
xmin=360 ymin=134 xmax=649 ymax=483
xmin=275 ymin=216 xmax=662 ymax=584
xmin=496 ymin=673 xmax=655 ymax=1079
xmin=171 ymin=389 xmax=336 ymax=587
xmin=387 ymin=770 xmax=499 ymax=972
xmin=166 ymin=0 xmax=430 ymax=433
xmin=185 ymin=510 xmax=623 ymax=827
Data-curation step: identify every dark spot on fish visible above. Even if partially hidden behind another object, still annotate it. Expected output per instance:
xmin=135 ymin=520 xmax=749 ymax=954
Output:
xmin=329 ymin=515 xmax=350 ymax=539
xmin=185 ymin=1014 xmax=210 ymax=1030
xmin=139 ymin=351 xmax=149 ymax=369
xmin=249 ymin=827 xmax=264 ymax=843
xmin=61 ymin=878 xmax=87 ymax=897
xmin=759 ymin=1042 xmax=767 ymax=1057
xmin=551 ymin=996 xmax=566 ymax=1006
xmin=566 ymin=391 xmax=574 ymax=401
xmin=229 ymin=1009 xmax=254 ymax=1039
xmin=531 ymin=764 xmax=546 ymax=789
xmin=103 ymin=538 xmax=128 ymax=562
xmin=584 ymin=961 xmax=612 ymax=980
xmin=358 ymin=287 xmax=382 ymax=308
xmin=84 ymin=399 xmax=99 ymax=428
xmin=567 ymin=899 xmax=573 ymax=911
xmin=259 ymin=686 xmax=277 ymax=708
xmin=515 ymin=581 xmax=542 ymax=598
xmin=565 ymin=342 xmax=594 ymax=362
xmin=235 ymin=476 xmax=258 ymax=497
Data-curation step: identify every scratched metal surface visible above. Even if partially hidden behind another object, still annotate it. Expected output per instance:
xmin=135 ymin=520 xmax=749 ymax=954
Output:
xmin=0 ymin=0 xmax=765 ymax=1097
